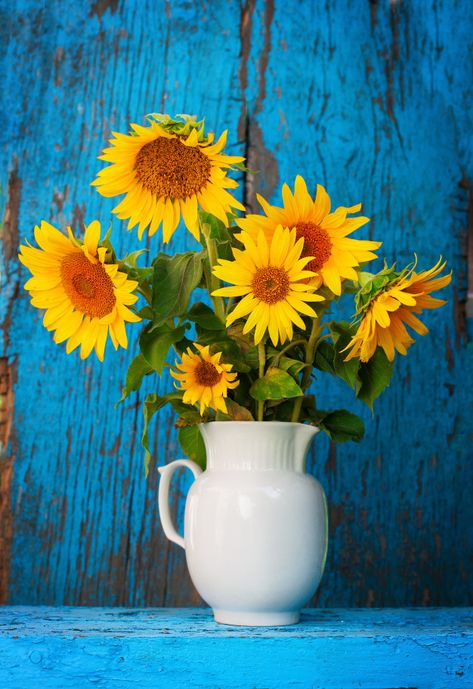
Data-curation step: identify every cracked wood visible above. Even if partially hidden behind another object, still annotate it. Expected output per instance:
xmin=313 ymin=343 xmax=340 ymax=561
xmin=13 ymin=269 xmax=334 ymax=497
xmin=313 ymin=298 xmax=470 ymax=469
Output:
xmin=0 ymin=0 xmax=471 ymax=609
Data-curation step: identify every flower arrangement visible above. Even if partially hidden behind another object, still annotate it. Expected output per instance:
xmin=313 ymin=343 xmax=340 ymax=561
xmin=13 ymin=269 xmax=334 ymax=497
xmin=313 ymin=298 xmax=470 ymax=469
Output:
xmin=20 ymin=114 xmax=451 ymax=471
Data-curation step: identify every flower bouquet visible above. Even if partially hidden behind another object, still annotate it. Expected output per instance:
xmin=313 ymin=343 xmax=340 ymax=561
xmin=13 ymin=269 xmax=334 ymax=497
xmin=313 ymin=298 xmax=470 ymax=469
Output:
xmin=19 ymin=114 xmax=451 ymax=625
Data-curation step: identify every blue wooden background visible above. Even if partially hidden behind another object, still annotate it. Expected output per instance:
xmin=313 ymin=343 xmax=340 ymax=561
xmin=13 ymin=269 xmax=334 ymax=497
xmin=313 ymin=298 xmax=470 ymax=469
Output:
xmin=0 ymin=0 xmax=472 ymax=608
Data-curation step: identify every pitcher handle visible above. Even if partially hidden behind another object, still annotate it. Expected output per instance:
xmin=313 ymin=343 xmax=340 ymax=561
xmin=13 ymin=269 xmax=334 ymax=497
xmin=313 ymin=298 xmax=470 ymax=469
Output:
xmin=158 ymin=459 xmax=202 ymax=549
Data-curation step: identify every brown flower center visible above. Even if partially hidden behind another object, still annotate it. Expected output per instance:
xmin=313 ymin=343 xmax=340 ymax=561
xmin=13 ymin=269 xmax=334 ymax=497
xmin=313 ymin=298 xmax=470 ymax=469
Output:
xmin=61 ymin=253 xmax=116 ymax=318
xmin=194 ymin=360 xmax=222 ymax=387
xmin=134 ymin=136 xmax=211 ymax=199
xmin=295 ymin=222 xmax=332 ymax=272
xmin=252 ymin=266 xmax=290 ymax=304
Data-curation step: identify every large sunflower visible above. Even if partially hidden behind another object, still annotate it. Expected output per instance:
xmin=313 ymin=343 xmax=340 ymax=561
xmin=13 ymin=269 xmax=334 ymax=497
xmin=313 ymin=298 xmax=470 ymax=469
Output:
xmin=236 ymin=175 xmax=381 ymax=295
xmin=19 ymin=220 xmax=141 ymax=361
xmin=171 ymin=343 xmax=239 ymax=414
xmin=212 ymin=225 xmax=325 ymax=346
xmin=344 ymin=258 xmax=451 ymax=362
xmin=92 ymin=116 xmax=245 ymax=242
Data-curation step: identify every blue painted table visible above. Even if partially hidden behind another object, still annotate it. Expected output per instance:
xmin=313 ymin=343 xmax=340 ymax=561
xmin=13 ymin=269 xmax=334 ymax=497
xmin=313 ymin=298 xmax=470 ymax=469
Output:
xmin=0 ymin=607 xmax=471 ymax=688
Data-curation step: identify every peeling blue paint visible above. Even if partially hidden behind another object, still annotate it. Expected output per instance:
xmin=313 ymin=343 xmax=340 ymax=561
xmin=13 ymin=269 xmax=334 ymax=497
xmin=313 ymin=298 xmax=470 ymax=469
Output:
xmin=0 ymin=0 xmax=472 ymax=607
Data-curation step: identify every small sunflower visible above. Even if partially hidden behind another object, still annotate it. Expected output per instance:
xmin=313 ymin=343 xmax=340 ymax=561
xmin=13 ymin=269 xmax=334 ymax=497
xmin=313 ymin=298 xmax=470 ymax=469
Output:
xmin=236 ymin=175 xmax=381 ymax=295
xmin=212 ymin=225 xmax=325 ymax=346
xmin=19 ymin=220 xmax=141 ymax=361
xmin=92 ymin=115 xmax=245 ymax=243
xmin=171 ymin=344 xmax=239 ymax=414
xmin=344 ymin=258 xmax=452 ymax=363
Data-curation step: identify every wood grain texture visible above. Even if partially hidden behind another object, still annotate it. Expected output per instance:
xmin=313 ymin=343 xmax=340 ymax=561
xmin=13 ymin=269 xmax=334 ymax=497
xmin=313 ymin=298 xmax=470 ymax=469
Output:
xmin=0 ymin=607 xmax=472 ymax=688
xmin=0 ymin=0 xmax=472 ymax=607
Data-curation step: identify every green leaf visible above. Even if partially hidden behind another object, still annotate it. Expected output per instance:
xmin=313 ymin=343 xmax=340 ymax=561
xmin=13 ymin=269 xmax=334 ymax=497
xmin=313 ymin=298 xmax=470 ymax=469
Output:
xmin=226 ymin=324 xmax=260 ymax=369
xmin=127 ymin=266 xmax=153 ymax=285
xmin=266 ymin=398 xmax=294 ymax=421
xmin=232 ymin=374 xmax=253 ymax=409
xmin=242 ymin=346 xmax=260 ymax=370
xmin=168 ymin=396 xmax=200 ymax=416
xmin=195 ymin=331 xmax=252 ymax=373
xmin=231 ymin=161 xmax=253 ymax=172
xmin=250 ymin=367 xmax=303 ymax=401
xmin=199 ymin=211 xmax=232 ymax=242
xmin=175 ymin=410 xmax=204 ymax=428
xmin=317 ymin=409 xmax=365 ymax=443
xmin=172 ymin=337 xmax=194 ymax=356
xmin=215 ymin=398 xmax=254 ymax=421
xmin=314 ymin=340 xmax=335 ymax=374
xmin=298 ymin=394 xmax=318 ymax=423
xmin=334 ymin=351 xmax=360 ymax=390
xmin=137 ymin=305 xmax=154 ymax=320
xmin=139 ymin=323 xmax=186 ymax=375
xmin=357 ymin=348 xmax=393 ymax=410
xmin=187 ymin=302 xmax=225 ymax=330
xmin=121 ymin=249 xmax=148 ymax=268
xmin=198 ymin=212 xmax=234 ymax=260
xmin=117 ymin=354 xmax=153 ymax=405
xmin=278 ymin=356 xmax=307 ymax=377
xmin=328 ymin=320 xmax=355 ymax=342
xmin=152 ymin=251 xmax=204 ymax=325
xmin=330 ymin=322 xmax=360 ymax=390
xmin=268 ymin=394 xmax=316 ymax=423
xmin=142 ymin=393 xmax=172 ymax=476
xmin=178 ymin=425 xmax=207 ymax=469
xmin=98 ymin=223 xmax=115 ymax=259
xmin=211 ymin=340 xmax=251 ymax=373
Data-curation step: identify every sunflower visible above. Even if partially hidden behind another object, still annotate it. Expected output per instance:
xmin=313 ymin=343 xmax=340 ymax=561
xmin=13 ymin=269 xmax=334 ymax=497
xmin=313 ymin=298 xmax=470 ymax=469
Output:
xmin=236 ymin=175 xmax=381 ymax=295
xmin=212 ymin=225 xmax=325 ymax=346
xmin=171 ymin=344 xmax=239 ymax=414
xmin=344 ymin=258 xmax=452 ymax=363
xmin=92 ymin=115 xmax=245 ymax=243
xmin=19 ymin=220 xmax=141 ymax=361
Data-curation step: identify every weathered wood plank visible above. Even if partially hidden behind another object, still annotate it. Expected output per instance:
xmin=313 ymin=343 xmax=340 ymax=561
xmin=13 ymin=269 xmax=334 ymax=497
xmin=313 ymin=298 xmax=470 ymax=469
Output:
xmin=0 ymin=607 xmax=472 ymax=688
xmin=238 ymin=0 xmax=473 ymax=608
xmin=0 ymin=0 xmax=472 ymax=608
xmin=1 ymin=0 xmax=243 ymax=608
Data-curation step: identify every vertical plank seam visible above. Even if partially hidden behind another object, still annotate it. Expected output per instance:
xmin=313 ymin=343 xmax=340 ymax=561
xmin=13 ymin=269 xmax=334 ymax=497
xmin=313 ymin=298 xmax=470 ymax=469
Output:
xmin=0 ymin=159 xmax=22 ymax=604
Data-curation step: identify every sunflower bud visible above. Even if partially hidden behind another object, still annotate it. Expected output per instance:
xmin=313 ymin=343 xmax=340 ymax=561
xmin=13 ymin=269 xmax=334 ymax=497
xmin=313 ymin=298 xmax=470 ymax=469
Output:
xmin=146 ymin=113 xmax=208 ymax=142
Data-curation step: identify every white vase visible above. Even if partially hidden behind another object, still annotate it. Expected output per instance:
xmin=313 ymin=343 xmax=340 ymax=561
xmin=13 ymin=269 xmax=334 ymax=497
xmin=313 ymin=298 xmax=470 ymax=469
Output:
xmin=158 ymin=421 xmax=328 ymax=626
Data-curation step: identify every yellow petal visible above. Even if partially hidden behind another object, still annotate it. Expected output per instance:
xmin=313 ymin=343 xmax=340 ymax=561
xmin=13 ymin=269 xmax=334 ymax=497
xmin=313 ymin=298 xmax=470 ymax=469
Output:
xmin=83 ymin=220 xmax=101 ymax=256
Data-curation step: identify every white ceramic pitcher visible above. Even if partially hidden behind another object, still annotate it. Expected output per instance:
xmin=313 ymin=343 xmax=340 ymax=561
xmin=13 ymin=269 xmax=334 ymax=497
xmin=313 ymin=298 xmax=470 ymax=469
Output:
xmin=158 ymin=421 xmax=328 ymax=626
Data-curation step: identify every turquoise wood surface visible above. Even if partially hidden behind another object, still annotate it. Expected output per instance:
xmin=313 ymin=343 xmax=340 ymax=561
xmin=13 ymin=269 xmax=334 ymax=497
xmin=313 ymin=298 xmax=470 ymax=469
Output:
xmin=1 ymin=607 xmax=472 ymax=688
xmin=0 ymin=0 xmax=472 ymax=607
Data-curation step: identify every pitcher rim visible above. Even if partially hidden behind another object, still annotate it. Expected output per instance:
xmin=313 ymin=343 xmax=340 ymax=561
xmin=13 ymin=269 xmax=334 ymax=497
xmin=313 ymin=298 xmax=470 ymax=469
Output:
xmin=200 ymin=420 xmax=319 ymax=431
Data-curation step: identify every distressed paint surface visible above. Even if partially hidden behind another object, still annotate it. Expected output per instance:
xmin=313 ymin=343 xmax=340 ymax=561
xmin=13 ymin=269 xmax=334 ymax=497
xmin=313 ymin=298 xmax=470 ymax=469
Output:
xmin=0 ymin=607 xmax=472 ymax=688
xmin=0 ymin=0 xmax=472 ymax=607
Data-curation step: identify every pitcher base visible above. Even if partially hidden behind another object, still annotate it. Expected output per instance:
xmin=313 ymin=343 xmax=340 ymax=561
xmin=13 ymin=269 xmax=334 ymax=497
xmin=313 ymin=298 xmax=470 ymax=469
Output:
xmin=213 ymin=609 xmax=300 ymax=626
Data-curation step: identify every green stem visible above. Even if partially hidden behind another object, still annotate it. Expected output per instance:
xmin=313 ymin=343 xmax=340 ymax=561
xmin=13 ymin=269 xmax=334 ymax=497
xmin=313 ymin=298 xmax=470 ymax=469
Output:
xmin=202 ymin=227 xmax=226 ymax=323
xmin=272 ymin=339 xmax=307 ymax=367
xmin=257 ymin=339 xmax=266 ymax=421
xmin=226 ymin=296 xmax=235 ymax=316
xmin=291 ymin=319 xmax=321 ymax=423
